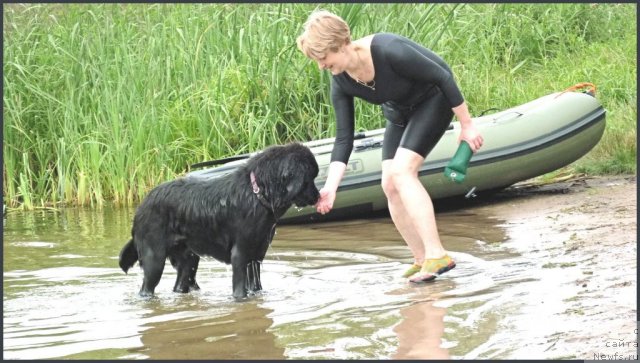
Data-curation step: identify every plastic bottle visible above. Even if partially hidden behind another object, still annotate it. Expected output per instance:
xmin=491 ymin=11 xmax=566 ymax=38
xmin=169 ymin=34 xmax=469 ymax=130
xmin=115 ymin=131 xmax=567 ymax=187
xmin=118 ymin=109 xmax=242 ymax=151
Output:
xmin=444 ymin=140 xmax=473 ymax=183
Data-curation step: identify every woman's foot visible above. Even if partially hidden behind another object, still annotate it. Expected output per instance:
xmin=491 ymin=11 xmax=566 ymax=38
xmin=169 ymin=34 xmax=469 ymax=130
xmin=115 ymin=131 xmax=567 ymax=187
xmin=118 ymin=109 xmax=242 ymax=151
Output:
xmin=409 ymin=255 xmax=456 ymax=283
xmin=402 ymin=263 xmax=422 ymax=278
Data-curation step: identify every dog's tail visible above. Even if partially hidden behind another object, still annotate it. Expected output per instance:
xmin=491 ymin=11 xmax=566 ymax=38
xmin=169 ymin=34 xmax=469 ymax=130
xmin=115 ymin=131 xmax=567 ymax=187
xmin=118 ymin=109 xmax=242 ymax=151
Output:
xmin=119 ymin=239 xmax=138 ymax=274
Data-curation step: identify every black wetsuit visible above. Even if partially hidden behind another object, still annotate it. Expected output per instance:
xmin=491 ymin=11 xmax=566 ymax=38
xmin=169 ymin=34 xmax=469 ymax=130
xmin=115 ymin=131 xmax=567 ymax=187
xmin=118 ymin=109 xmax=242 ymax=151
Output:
xmin=330 ymin=32 xmax=465 ymax=162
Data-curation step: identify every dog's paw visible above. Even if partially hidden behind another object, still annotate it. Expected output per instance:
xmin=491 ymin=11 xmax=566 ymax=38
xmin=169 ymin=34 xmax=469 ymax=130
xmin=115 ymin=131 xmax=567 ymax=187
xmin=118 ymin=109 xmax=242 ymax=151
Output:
xmin=233 ymin=295 xmax=249 ymax=302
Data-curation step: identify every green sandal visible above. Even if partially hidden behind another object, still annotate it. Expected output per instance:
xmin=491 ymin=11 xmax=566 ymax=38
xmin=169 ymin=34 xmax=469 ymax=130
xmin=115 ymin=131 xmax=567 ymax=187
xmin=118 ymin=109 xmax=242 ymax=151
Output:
xmin=409 ymin=255 xmax=456 ymax=283
xmin=402 ymin=263 xmax=422 ymax=278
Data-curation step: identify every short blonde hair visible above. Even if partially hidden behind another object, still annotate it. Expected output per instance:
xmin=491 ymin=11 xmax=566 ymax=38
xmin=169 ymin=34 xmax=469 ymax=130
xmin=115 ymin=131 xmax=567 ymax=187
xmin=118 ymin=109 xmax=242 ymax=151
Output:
xmin=297 ymin=10 xmax=351 ymax=60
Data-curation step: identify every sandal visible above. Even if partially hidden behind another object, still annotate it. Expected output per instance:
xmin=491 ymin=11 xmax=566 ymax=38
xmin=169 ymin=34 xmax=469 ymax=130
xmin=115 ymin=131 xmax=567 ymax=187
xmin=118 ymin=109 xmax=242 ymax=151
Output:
xmin=409 ymin=255 xmax=456 ymax=283
xmin=402 ymin=263 xmax=422 ymax=278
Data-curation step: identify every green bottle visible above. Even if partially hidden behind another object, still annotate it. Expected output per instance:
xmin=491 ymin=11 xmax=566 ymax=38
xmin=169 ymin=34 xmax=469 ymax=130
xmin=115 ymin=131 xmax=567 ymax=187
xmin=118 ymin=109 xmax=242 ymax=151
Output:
xmin=444 ymin=140 xmax=473 ymax=183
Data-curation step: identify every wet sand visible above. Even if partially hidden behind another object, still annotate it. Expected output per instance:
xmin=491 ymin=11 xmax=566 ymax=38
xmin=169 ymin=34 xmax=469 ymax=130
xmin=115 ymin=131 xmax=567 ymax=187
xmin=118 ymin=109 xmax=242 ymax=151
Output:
xmin=457 ymin=174 xmax=637 ymax=359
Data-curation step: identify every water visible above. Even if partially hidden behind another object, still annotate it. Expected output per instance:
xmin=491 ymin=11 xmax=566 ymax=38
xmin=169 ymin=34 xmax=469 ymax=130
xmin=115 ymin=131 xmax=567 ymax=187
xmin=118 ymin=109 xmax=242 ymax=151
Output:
xmin=1 ymin=195 xmax=629 ymax=359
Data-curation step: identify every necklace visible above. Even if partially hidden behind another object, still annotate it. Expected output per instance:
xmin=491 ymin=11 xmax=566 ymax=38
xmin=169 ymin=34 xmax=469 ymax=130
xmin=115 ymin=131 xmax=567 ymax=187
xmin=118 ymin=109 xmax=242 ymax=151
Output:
xmin=352 ymin=48 xmax=376 ymax=91
xmin=355 ymin=78 xmax=376 ymax=91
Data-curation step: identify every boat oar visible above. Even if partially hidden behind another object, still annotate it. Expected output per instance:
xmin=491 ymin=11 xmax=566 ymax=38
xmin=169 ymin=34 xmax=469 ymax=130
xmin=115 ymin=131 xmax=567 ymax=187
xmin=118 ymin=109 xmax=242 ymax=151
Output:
xmin=190 ymin=153 xmax=253 ymax=169
xmin=189 ymin=131 xmax=377 ymax=170
xmin=302 ymin=129 xmax=382 ymax=148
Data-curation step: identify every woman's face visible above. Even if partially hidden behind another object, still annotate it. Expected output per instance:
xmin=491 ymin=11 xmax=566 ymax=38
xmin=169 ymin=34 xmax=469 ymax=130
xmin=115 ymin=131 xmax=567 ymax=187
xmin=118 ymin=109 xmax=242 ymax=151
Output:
xmin=313 ymin=46 xmax=347 ymax=75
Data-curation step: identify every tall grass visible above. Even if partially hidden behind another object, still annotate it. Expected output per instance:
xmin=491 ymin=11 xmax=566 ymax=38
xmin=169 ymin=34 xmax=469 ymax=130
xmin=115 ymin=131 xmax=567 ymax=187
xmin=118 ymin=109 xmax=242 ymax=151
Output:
xmin=3 ymin=3 xmax=636 ymax=209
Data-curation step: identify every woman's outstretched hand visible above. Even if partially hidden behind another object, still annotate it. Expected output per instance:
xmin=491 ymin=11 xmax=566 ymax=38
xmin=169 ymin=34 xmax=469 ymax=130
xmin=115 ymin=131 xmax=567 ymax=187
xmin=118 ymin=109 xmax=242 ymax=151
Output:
xmin=315 ymin=187 xmax=336 ymax=215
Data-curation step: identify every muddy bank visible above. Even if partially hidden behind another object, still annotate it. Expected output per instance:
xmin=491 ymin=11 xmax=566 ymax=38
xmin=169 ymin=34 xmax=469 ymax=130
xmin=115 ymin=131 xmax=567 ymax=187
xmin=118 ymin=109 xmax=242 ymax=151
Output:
xmin=454 ymin=174 xmax=637 ymax=359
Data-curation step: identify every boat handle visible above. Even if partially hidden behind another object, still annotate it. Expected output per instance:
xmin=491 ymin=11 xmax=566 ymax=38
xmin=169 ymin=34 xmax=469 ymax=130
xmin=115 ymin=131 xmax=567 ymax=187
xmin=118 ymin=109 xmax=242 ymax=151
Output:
xmin=492 ymin=111 xmax=523 ymax=122
xmin=354 ymin=138 xmax=383 ymax=152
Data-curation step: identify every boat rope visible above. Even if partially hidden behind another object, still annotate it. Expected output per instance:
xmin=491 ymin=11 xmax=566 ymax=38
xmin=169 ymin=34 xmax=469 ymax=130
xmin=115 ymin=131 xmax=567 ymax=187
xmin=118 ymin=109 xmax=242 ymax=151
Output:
xmin=555 ymin=82 xmax=597 ymax=98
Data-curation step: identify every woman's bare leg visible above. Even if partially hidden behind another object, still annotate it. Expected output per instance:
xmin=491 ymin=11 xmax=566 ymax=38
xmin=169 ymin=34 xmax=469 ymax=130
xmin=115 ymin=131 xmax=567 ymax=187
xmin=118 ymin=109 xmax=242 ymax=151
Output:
xmin=382 ymin=148 xmax=447 ymax=262
xmin=382 ymin=160 xmax=425 ymax=264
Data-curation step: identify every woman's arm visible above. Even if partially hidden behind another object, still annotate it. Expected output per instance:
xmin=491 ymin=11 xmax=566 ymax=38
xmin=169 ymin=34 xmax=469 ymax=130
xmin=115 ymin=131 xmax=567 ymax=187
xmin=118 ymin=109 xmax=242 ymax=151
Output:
xmin=316 ymin=81 xmax=355 ymax=214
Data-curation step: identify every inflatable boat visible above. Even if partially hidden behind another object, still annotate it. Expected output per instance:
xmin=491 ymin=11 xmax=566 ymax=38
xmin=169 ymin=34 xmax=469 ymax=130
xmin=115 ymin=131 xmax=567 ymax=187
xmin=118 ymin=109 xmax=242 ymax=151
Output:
xmin=188 ymin=84 xmax=606 ymax=223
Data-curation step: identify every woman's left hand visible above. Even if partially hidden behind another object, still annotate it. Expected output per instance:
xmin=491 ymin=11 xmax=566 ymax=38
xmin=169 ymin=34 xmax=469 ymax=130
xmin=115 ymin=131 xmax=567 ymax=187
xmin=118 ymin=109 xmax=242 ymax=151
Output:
xmin=452 ymin=102 xmax=484 ymax=153
xmin=459 ymin=125 xmax=484 ymax=153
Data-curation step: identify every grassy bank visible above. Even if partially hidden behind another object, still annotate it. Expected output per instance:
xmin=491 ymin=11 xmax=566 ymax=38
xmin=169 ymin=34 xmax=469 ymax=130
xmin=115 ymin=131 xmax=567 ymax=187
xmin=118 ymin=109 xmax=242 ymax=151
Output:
xmin=3 ymin=3 xmax=636 ymax=209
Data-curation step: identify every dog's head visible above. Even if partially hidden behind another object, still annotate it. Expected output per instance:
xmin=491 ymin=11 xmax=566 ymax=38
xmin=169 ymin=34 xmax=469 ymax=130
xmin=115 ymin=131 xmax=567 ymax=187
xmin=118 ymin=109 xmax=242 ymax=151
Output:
xmin=279 ymin=143 xmax=320 ymax=208
xmin=248 ymin=143 xmax=320 ymax=210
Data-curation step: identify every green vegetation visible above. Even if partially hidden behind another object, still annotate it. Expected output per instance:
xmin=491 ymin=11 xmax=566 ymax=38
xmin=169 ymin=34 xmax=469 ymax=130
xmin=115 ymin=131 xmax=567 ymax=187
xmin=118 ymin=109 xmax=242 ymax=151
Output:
xmin=3 ymin=3 xmax=636 ymax=209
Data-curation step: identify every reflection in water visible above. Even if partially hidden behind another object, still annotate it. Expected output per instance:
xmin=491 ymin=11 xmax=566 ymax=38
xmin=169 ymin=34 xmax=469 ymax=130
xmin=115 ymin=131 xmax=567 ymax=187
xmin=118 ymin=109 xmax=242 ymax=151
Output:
xmin=4 ymin=205 xmax=542 ymax=360
xmin=135 ymin=302 xmax=284 ymax=360
xmin=393 ymin=299 xmax=449 ymax=359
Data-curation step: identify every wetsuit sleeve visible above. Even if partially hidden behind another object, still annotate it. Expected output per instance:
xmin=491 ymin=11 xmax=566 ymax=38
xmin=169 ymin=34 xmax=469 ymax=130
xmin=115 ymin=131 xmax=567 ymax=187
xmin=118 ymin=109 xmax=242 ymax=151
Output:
xmin=330 ymin=80 xmax=355 ymax=164
xmin=386 ymin=39 xmax=465 ymax=108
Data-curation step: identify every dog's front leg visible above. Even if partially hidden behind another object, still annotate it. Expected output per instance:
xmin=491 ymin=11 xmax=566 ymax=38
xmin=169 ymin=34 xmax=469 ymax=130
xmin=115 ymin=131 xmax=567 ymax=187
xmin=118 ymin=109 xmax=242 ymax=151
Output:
xmin=253 ymin=261 xmax=262 ymax=292
xmin=247 ymin=261 xmax=262 ymax=292
xmin=230 ymin=245 xmax=248 ymax=300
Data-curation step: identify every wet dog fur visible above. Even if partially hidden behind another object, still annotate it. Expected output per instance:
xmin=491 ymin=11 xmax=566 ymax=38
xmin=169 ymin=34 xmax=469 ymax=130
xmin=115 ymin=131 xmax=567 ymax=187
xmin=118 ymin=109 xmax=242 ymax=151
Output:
xmin=118 ymin=143 xmax=319 ymax=300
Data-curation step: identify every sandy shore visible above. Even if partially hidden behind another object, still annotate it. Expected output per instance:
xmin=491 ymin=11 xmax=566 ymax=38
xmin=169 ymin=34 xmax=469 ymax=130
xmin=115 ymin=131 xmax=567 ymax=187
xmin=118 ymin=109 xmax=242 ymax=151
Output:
xmin=473 ymin=174 xmax=637 ymax=359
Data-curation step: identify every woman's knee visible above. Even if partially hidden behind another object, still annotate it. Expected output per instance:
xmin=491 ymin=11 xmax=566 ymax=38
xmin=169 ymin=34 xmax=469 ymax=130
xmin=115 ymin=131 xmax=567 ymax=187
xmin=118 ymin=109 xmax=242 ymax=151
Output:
xmin=388 ymin=149 xmax=422 ymax=186
xmin=381 ymin=161 xmax=399 ymax=198
xmin=389 ymin=163 xmax=417 ymax=189
xmin=383 ymin=165 xmax=415 ymax=199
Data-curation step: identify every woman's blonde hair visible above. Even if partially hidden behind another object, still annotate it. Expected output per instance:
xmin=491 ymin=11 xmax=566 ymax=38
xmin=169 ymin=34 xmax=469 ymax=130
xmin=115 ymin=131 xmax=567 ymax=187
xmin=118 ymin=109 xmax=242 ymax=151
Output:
xmin=297 ymin=10 xmax=351 ymax=60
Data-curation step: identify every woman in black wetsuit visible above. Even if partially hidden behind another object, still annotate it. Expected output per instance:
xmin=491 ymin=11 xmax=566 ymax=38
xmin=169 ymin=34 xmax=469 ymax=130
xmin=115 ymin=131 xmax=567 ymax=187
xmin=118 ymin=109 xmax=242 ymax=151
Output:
xmin=297 ymin=10 xmax=483 ymax=283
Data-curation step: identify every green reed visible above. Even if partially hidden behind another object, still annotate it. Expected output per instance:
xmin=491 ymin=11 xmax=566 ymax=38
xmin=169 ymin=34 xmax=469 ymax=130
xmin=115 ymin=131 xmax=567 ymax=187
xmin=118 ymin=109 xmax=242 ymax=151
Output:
xmin=3 ymin=3 xmax=636 ymax=209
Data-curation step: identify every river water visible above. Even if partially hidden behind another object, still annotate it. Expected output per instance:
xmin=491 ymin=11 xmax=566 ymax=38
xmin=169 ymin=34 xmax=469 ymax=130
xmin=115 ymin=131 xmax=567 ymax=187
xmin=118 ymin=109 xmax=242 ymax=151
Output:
xmin=2 ymin=190 xmax=631 ymax=359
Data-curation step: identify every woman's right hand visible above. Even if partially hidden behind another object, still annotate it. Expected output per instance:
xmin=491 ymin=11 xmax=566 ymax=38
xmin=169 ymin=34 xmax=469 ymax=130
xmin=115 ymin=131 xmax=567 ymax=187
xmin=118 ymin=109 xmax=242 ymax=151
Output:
xmin=316 ymin=161 xmax=346 ymax=215
xmin=316 ymin=187 xmax=337 ymax=215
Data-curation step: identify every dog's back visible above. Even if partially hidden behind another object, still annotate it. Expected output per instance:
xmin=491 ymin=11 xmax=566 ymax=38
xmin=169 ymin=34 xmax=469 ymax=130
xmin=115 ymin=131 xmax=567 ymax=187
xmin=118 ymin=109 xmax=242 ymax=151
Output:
xmin=122 ymin=175 xmax=246 ymax=266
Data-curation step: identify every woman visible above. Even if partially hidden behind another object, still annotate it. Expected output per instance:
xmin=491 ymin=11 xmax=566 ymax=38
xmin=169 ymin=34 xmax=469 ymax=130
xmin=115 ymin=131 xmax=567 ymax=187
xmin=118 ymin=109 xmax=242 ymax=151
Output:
xmin=296 ymin=10 xmax=483 ymax=283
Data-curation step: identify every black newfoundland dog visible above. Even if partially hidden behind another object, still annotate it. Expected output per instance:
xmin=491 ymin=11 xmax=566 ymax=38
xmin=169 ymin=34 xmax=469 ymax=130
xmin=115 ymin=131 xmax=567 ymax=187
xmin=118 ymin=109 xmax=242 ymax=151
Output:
xmin=118 ymin=143 xmax=319 ymax=300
